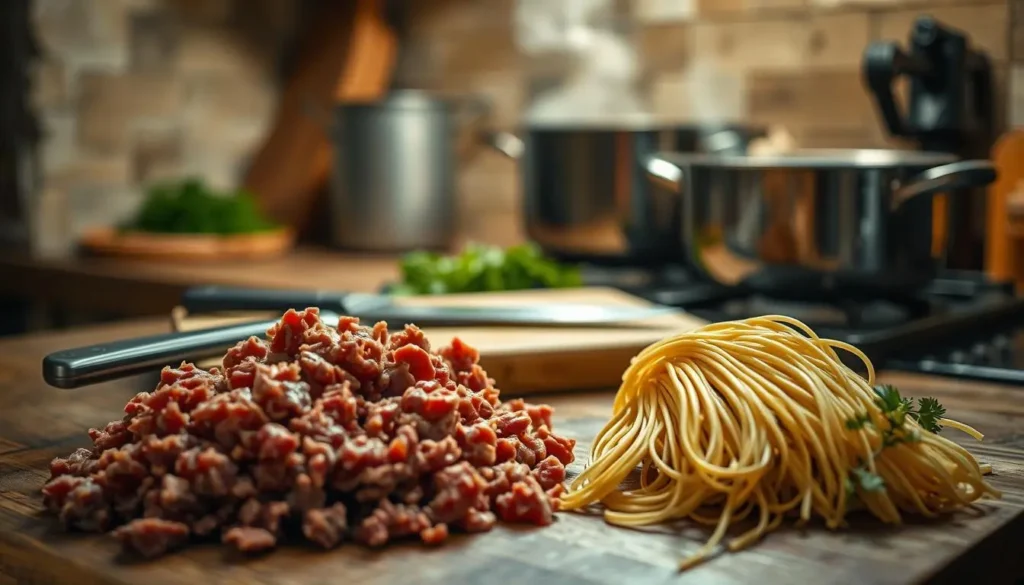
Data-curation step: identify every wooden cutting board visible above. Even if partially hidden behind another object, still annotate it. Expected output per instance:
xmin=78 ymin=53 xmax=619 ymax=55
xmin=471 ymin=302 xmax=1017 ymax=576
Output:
xmin=171 ymin=287 xmax=710 ymax=396
xmin=1 ymin=316 xmax=1023 ymax=585
xmin=2 ymin=375 xmax=1023 ymax=585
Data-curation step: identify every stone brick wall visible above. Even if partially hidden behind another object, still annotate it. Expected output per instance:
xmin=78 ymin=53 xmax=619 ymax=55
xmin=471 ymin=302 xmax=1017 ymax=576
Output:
xmin=403 ymin=0 xmax=1012 ymax=248
xmin=22 ymin=0 xmax=1014 ymax=254
xmin=28 ymin=0 xmax=298 ymax=255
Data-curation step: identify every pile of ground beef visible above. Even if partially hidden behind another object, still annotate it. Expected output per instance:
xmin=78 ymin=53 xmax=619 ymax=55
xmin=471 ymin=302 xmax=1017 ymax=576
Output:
xmin=41 ymin=308 xmax=576 ymax=558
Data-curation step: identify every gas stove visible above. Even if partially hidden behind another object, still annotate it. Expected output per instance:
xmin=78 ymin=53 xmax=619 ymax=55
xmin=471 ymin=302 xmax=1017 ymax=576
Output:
xmin=585 ymin=266 xmax=1024 ymax=386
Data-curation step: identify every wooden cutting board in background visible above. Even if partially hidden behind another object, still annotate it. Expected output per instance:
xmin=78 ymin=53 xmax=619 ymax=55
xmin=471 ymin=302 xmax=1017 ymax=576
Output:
xmin=172 ymin=287 xmax=710 ymax=395
xmin=242 ymin=0 xmax=398 ymax=235
xmin=988 ymin=130 xmax=1024 ymax=291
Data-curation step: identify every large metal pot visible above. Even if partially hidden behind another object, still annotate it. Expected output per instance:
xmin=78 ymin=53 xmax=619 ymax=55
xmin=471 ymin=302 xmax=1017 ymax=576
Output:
xmin=326 ymin=90 xmax=489 ymax=252
xmin=490 ymin=124 xmax=764 ymax=265
xmin=644 ymin=149 xmax=997 ymax=299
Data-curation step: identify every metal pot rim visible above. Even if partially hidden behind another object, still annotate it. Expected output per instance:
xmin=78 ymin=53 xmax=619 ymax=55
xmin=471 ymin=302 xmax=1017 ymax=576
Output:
xmin=657 ymin=148 xmax=959 ymax=169
xmin=335 ymin=90 xmax=459 ymax=113
xmin=521 ymin=120 xmax=765 ymax=134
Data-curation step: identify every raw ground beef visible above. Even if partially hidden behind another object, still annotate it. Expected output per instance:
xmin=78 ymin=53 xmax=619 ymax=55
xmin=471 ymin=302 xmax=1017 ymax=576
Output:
xmin=42 ymin=308 xmax=576 ymax=558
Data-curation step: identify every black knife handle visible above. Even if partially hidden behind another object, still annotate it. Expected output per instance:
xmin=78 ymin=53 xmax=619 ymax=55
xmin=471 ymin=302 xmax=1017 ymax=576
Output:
xmin=42 ymin=318 xmax=277 ymax=390
xmin=181 ymin=285 xmax=343 ymax=314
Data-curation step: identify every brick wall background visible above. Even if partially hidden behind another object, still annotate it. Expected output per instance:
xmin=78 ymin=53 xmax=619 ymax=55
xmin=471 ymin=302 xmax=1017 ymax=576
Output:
xmin=28 ymin=0 xmax=299 ymax=255
xmin=398 ymin=0 xmax=1013 ymax=247
xmin=25 ymin=0 xmax=1016 ymax=253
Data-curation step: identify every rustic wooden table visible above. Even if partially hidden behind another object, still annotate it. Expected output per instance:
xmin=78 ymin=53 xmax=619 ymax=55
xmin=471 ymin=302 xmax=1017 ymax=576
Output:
xmin=0 ymin=321 xmax=1023 ymax=584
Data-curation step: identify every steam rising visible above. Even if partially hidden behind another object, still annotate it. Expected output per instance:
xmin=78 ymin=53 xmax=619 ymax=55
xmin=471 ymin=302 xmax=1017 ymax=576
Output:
xmin=514 ymin=0 xmax=653 ymax=126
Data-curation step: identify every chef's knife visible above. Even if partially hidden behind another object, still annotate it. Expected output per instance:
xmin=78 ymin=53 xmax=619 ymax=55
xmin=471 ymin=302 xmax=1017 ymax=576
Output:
xmin=180 ymin=285 xmax=681 ymax=327
xmin=43 ymin=289 xmax=685 ymax=389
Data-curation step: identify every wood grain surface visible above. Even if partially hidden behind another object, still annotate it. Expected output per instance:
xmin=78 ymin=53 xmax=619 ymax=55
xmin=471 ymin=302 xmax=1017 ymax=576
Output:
xmin=0 ymin=320 xmax=1023 ymax=584
xmin=242 ymin=0 xmax=397 ymax=234
xmin=0 ymin=248 xmax=403 ymax=316
xmin=78 ymin=228 xmax=297 ymax=262
xmin=171 ymin=287 xmax=710 ymax=395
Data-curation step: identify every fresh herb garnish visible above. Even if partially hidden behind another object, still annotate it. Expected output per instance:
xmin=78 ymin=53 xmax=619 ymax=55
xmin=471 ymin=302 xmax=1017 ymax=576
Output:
xmin=911 ymin=396 xmax=946 ymax=434
xmin=845 ymin=412 xmax=871 ymax=431
xmin=844 ymin=385 xmax=948 ymax=494
xmin=873 ymin=384 xmax=912 ymax=419
xmin=392 ymin=243 xmax=583 ymax=295
xmin=872 ymin=385 xmax=916 ymax=446
xmin=123 ymin=178 xmax=279 ymax=236
xmin=851 ymin=467 xmax=886 ymax=493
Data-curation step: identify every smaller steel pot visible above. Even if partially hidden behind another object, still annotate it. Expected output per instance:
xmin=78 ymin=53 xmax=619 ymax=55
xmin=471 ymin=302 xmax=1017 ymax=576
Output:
xmin=488 ymin=124 xmax=764 ymax=266
xmin=644 ymin=149 xmax=997 ymax=299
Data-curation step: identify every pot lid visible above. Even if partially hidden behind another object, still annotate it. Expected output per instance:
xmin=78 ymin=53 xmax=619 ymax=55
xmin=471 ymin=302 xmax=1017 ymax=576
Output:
xmin=658 ymin=148 xmax=960 ymax=169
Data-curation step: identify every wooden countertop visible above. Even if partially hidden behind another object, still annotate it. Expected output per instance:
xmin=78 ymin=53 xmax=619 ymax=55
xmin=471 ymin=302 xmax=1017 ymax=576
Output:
xmin=0 ymin=321 xmax=1023 ymax=584
xmin=0 ymin=248 xmax=400 ymax=316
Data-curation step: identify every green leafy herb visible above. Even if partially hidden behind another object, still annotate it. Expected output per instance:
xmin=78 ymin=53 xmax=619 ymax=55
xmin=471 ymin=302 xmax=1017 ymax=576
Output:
xmin=850 ymin=467 xmax=886 ymax=493
xmin=911 ymin=396 xmax=946 ymax=434
xmin=123 ymin=178 xmax=279 ymax=236
xmin=845 ymin=412 xmax=871 ymax=431
xmin=873 ymin=384 xmax=912 ymax=420
xmin=392 ymin=243 xmax=583 ymax=295
xmin=844 ymin=385 xmax=948 ymax=495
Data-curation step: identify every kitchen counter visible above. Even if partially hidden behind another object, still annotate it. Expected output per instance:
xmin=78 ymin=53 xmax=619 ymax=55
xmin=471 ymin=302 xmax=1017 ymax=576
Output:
xmin=0 ymin=321 xmax=1023 ymax=584
xmin=0 ymin=248 xmax=401 ymax=316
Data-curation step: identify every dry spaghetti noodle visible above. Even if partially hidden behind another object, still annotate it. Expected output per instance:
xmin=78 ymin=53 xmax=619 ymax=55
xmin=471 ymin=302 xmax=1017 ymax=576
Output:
xmin=560 ymin=315 xmax=1000 ymax=570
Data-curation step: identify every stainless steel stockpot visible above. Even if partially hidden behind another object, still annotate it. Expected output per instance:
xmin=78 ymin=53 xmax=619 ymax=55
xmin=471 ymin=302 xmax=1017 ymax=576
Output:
xmin=489 ymin=124 xmax=764 ymax=266
xmin=327 ymin=90 xmax=489 ymax=252
xmin=644 ymin=149 xmax=997 ymax=298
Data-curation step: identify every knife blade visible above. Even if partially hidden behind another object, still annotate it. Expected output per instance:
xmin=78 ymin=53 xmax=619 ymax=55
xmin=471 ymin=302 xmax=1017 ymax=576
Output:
xmin=180 ymin=285 xmax=682 ymax=327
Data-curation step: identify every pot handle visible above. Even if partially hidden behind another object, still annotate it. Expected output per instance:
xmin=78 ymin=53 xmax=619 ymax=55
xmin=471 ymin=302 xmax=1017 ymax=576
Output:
xmin=642 ymin=154 xmax=684 ymax=192
xmin=892 ymin=160 xmax=997 ymax=210
xmin=483 ymin=131 xmax=524 ymax=159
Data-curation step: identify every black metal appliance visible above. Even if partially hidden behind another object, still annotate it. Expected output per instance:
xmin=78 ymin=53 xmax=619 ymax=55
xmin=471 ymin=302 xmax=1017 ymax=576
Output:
xmin=863 ymin=15 xmax=996 ymax=272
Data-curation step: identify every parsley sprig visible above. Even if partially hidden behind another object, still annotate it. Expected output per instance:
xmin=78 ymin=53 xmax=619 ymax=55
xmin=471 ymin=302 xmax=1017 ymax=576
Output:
xmin=913 ymin=396 xmax=947 ymax=434
xmin=844 ymin=385 xmax=947 ymax=494
xmin=846 ymin=385 xmax=946 ymax=434
xmin=392 ymin=243 xmax=582 ymax=295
